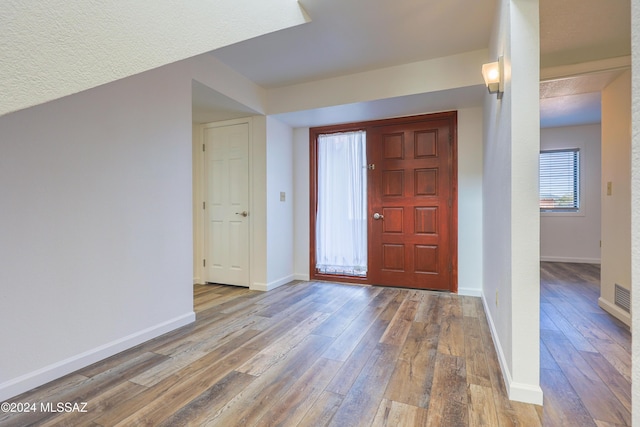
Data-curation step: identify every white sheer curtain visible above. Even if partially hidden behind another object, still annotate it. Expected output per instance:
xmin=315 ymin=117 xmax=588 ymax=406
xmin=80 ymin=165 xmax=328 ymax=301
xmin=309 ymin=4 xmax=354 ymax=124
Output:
xmin=316 ymin=131 xmax=367 ymax=276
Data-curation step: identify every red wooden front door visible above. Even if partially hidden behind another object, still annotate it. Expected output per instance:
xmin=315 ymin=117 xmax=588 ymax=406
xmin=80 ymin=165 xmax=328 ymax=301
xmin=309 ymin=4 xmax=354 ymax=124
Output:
xmin=367 ymin=113 xmax=456 ymax=291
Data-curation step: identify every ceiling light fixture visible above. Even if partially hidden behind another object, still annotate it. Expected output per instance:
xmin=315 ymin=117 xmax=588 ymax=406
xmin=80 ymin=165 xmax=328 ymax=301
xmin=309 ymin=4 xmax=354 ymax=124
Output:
xmin=482 ymin=56 xmax=504 ymax=98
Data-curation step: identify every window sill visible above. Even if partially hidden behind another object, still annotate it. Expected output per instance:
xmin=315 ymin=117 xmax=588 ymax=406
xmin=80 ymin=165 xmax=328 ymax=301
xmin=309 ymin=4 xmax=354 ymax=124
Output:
xmin=540 ymin=210 xmax=585 ymax=217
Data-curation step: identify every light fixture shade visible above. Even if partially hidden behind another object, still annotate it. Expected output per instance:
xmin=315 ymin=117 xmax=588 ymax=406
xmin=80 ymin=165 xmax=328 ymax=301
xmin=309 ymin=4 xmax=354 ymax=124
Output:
xmin=482 ymin=56 xmax=504 ymax=98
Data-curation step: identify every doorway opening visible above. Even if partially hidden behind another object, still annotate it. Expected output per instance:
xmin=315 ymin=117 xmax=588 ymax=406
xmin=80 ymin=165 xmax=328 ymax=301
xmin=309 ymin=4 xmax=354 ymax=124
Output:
xmin=309 ymin=112 xmax=458 ymax=292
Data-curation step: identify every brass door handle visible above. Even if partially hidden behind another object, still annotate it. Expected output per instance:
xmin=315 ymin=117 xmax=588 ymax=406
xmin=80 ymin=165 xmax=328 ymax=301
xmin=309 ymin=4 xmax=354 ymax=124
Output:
xmin=235 ymin=211 xmax=248 ymax=217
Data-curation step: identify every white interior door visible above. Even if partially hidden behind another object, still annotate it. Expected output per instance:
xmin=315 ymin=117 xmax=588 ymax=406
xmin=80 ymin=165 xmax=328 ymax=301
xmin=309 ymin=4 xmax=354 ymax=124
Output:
xmin=204 ymin=122 xmax=250 ymax=286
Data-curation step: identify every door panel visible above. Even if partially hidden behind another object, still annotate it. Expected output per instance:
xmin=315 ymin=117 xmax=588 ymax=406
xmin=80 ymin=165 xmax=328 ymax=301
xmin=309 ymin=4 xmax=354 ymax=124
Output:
xmin=368 ymin=115 xmax=455 ymax=291
xmin=204 ymin=122 xmax=250 ymax=287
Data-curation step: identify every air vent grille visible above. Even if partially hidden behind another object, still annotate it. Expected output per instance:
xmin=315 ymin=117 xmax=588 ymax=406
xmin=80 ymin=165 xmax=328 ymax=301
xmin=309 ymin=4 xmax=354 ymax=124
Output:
xmin=614 ymin=284 xmax=631 ymax=313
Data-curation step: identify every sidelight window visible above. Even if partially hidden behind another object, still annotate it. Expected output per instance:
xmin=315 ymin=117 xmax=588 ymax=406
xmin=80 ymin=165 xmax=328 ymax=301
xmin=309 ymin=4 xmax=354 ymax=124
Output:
xmin=315 ymin=131 xmax=368 ymax=277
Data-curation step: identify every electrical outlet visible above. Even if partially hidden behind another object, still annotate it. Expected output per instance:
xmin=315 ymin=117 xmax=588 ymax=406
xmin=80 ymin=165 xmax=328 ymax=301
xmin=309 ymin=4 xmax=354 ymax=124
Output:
xmin=495 ymin=290 xmax=499 ymax=307
xmin=280 ymin=191 xmax=286 ymax=202
xmin=607 ymin=181 xmax=612 ymax=196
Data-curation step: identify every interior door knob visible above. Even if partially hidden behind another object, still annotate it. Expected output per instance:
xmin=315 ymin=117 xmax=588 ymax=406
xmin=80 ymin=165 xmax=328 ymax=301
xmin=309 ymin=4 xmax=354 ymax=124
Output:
xmin=236 ymin=211 xmax=248 ymax=217
xmin=373 ymin=212 xmax=384 ymax=220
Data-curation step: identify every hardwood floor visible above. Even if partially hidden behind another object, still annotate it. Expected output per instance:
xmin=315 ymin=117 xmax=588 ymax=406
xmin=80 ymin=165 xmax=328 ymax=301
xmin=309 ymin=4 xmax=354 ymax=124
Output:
xmin=540 ymin=262 xmax=631 ymax=427
xmin=0 ymin=262 xmax=630 ymax=426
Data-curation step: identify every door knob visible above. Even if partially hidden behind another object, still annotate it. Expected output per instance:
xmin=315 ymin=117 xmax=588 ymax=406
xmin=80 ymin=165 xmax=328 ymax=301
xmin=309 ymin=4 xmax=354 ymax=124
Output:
xmin=235 ymin=211 xmax=248 ymax=217
xmin=373 ymin=212 xmax=384 ymax=220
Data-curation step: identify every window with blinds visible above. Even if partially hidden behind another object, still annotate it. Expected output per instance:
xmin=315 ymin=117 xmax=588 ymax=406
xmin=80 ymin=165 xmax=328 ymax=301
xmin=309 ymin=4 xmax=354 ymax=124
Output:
xmin=539 ymin=148 xmax=580 ymax=212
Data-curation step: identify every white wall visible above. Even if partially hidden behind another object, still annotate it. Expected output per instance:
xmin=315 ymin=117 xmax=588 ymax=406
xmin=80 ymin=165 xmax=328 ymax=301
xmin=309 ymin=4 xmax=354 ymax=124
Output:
xmin=482 ymin=0 xmax=542 ymax=405
xmin=265 ymin=117 xmax=295 ymax=289
xmin=600 ymin=70 xmax=632 ymax=326
xmin=293 ymin=127 xmax=311 ymax=281
xmin=457 ymin=108 xmax=484 ymax=296
xmin=292 ymin=108 xmax=484 ymax=296
xmin=0 ymin=64 xmax=195 ymax=401
xmin=0 ymin=43 xmax=276 ymax=401
xmin=251 ymin=116 xmax=268 ymax=288
xmin=267 ymin=50 xmax=488 ymax=115
xmin=540 ymin=124 xmax=602 ymax=264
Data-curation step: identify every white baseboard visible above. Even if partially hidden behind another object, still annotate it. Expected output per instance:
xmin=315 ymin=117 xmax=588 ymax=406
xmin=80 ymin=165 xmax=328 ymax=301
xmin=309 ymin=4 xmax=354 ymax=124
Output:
xmin=294 ymin=273 xmax=310 ymax=281
xmin=250 ymin=274 xmax=296 ymax=292
xmin=480 ymin=295 xmax=544 ymax=405
xmin=540 ymin=256 xmax=601 ymax=264
xmin=0 ymin=312 xmax=195 ymax=402
xmin=598 ymin=297 xmax=631 ymax=327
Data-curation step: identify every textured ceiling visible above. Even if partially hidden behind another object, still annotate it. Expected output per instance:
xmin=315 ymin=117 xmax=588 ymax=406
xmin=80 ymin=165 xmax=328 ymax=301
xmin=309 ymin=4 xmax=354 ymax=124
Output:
xmin=540 ymin=0 xmax=630 ymax=68
xmin=538 ymin=0 xmax=630 ymax=127
xmin=213 ymin=0 xmax=497 ymax=88
xmin=0 ymin=0 xmax=310 ymax=117
xmin=540 ymin=71 xmax=625 ymax=99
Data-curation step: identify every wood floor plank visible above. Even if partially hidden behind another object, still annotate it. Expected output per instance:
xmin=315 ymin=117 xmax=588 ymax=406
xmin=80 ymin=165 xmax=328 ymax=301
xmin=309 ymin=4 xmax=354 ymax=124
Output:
xmin=586 ymin=337 xmax=631 ymax=382
xmin=414 ymin=292 xmax=442 ymax=324
xmin=378 ymin=290 xmax=408 ymax=322
xmin=424 ymin=353 xmax=468 ymax=427
xmin=540 ymin=339 xmax=561 ymax=371
xmin=156 ymin=371 xmax=256 ymax=427
xmin=467 ymin=383 xmax=499 ymax=427
xmin=0 ymin=374 xmax=89 ymax=426
xmin=252 ymin=284 xmax=320 ymax=318
xmin=253 ymin=357 xmax=342 ymax=427
xmin=328 ymin=343 xmax=402 ymax=427
xmin=9 ymin=351 xmax=168 ymax=426
xmin=236 ymin=311 xmax=330 ymax=376
xmin=199 ymin=335 xmax=334 ymax=427
xmin=542 ymin=320 xmax=630 ymax=425
xmin=507 ymin=401 xmax=543 ymax=427
xmin=580 ymin=351 xmax=631 ymax=412
xmin=587 ymin=312 xmax=631 ymax=352
xmin=110 ymin=346 xmax=260 ymax=426
xmin=324 ymin=317 xmax=390 ymax=396
xmin=460 ymin=295 xmax=480 ymax=318
xmin=541 ymin=302 xmax=598 ymax=353
xmin=297 ymin=391 xmax=344 ymax=427
xmin=321 ymin=304 xmax=386 ymax=362
xmin=561 ymin=365 xmax=630 ymax=425
xmin=38 ymin=380 xmax=147 ymax=427
xmin=463 ymin=315 xmax=492 ymax=388
xmin=540 ymin=306 xmax=561 ymax=331
xmin=594 ymin=420 xmax=628 ymax=427
xmin=371 ymin=398 xmax=429 ymax=427
xmin=436 ymin=295 xmax=465 ymax=357
xmin=130 ymin=324 xmax=261 ymax=387
xmin=91 ymin=348 xmax=255 ymax=426
xmin=384 ymin=321 xmax=439 ymax=408
xmin=313 ymin=288 xmax=382 ymax=338
xmin=540 ymin=368 xmax=597 ymax=427
xmin=379 ymin=297 xmax=419 ymax=346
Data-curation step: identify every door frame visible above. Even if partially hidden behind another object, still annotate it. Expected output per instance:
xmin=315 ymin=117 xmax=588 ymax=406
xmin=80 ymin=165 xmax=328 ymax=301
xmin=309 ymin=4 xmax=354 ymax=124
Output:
xmin=309 ymin=111 xmax=458 ymax=291
xmin=194 ymin=117 xmax=253 ymax=286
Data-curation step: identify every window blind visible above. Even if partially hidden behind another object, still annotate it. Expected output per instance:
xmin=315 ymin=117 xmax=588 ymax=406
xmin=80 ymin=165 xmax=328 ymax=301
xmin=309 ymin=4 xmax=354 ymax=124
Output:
xmin=539 ymin=148 xmax=580 ymax=211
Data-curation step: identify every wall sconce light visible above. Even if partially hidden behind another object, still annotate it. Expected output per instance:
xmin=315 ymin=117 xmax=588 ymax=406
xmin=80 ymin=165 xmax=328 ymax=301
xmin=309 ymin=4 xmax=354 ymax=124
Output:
xmin=482 ymin=56 xmax=504 ymax=98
